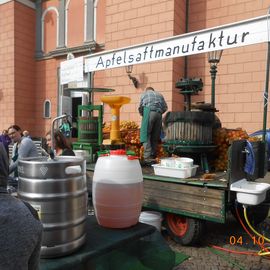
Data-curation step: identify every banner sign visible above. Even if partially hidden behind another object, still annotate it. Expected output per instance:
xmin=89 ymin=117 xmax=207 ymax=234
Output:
xmin=85 ymin=15 xmax=269 ymax=72
xmin=60 ymin=56 xmax=84 ymax=85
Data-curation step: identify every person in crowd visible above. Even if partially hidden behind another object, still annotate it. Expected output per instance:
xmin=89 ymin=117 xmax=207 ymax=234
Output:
xmin=0 ymin=142 xmax=43 ymax=270
xmin=0 ymin=129 xmax=11 ymax=157
xmin=8 ymin=125 xmax=39 ymax=177
xmin=23 ymin=130 xmax=31 ymax=138
xmin=59 ymin=114 xmax=72 ymax=138
xmin=46 ymin=129 xmax=75 ymax=156
xmin=138 ymin=86 xmax=168 ymax=164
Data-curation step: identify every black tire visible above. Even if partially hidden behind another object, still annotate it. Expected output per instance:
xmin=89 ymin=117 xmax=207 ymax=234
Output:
xmin=164 ymin=213 xmax=205 ymax=246
xmin=231 ymin=203 xmax=270 ymax=226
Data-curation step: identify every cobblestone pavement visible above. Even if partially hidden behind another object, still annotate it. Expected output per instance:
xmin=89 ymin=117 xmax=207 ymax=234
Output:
xmin=167 ymin=214 xmax=270 ymax=270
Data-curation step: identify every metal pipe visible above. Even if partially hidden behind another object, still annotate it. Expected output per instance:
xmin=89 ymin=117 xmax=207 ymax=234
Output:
xmin=183 ymin=0 xmax=190 ymax=111
xmin=263 ymin=44 xmax=270 ymax=142
xmin=184 ymin=0 xmax=189 ymax=78
xmin=263 ymin=7 xmax=270 ymax=142
xmin=210 ymin=65 xmax=217 ymax=108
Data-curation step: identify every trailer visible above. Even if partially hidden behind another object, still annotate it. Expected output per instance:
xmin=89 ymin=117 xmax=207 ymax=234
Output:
xmin=142 ymin=140 xmax=269 ymax=244
xmin=86 ymin=138 xmax=269 ymax=245
xmin=64 ymin=14 xmax=270 ymax=245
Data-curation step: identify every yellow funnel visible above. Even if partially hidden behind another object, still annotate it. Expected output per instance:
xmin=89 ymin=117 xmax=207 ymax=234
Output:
xmin=101 ymin=95 xmax=130 ymax=144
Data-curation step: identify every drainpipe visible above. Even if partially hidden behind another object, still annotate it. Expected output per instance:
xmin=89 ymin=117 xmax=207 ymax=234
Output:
xmin=263 ymin=7 xmax=270 ymax=142
xmin=183 ymin=0 xmax=189 ymax=111
xmin=184 ymin=0 xmax=189 ymax=78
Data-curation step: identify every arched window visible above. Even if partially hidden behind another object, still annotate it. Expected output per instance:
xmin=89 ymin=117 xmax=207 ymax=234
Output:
xmin=41 ymin=6 xmax=59 ymax=53
xmin=43 ymin=100 xmax=51 ymax=118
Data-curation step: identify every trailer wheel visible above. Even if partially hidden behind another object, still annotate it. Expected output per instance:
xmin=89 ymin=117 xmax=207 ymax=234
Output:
xmin=231 ymin=203 xmax=270 ymax=226
xmin=164 ymin=213 xmax=204 ymax=246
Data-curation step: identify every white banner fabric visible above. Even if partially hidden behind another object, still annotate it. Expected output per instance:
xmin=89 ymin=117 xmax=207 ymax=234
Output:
xmin=60 ymin=56 xmax=84 ymax=85
xmin=85 ymin=15 xmax=270 ymax=72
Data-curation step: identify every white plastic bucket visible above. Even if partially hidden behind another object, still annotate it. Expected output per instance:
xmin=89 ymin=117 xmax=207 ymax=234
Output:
xmin=175 ymin=157 xmax=193 ymax=169
xmin=139 ymin=211 xmax=163 ymax=232
xmin=160 ymin=157 xmax=175 ymax=168
xmin=74 ymin=150 xmax=90 ymax=163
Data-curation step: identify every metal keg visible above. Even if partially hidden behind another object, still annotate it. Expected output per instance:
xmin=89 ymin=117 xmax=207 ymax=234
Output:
xmin=17 ymin=156 xmax=88 ymax=258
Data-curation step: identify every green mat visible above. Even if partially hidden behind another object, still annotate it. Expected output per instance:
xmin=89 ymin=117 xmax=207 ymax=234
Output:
xmin=40 ymin=216 xmax=189 ymax=270
xmin=174 ymin=251 xmax=190 ymax=266
xmin=96 ymin=236 xmax=189 ymax=270
xmin=95 ymin=249 xmax=189 ymax=270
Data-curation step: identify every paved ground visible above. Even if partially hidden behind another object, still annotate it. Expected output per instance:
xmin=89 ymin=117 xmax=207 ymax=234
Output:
xmin=168 ymin=215 xmax=270 ymax=270
xmin=167 ymin=173 xmax=270 ymax=270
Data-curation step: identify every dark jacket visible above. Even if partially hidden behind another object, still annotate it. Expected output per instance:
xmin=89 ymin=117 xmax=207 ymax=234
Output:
xmin=0 ymin=143 xmax=8 ymax=188
xmin=61 ymin=148 xmax=75 ymax=156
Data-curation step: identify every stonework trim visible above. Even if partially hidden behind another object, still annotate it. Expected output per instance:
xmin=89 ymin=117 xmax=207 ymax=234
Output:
xmin=65 ymin=0 xmax=70 ymax=46
xmin=93 ymin=0 xmax=98 ymax=40
xmin=36 ymin=42 xmax=97 ymax=60
xmin=0 ymin=0 xmax=10 ymax=4
xmin=0 ymin=0 xmax=35 ymax=9
xmin=65 ymin=0 xmax=95 ymax=46
xmin=41 ymin=6 xmax=59 ymax=52
xmin=84 ymin=0 xmax=87 ymax=42
xmin=16 ymin=0 xmax=35 ymax=9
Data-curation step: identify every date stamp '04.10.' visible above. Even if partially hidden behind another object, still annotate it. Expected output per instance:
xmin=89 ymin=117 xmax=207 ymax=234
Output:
xmin=229 ymin=235 xmax=265 ymax=246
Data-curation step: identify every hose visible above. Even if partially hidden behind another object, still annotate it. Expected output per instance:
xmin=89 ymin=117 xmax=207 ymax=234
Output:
xmin=235 ymin=203 xmax=268 ymax=252
xmin=211 ymin=245 xmax=257 ymax=255
xmin=243 ymin=205 xmax=270 ymax=257
xmin=211 ymin=202 xmax=270 ymax=259
xmin=243 ymin=205 xmax=270 ymax=243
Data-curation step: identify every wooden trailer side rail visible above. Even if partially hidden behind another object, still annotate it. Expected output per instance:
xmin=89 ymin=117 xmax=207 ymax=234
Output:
xmin=143 ymin=178 xmax=226 ymax=223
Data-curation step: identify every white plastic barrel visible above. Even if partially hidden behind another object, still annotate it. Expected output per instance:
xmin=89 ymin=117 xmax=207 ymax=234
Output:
xmin=92 ymin=149 xmax=143 ymax=228
xmin=139 ymin=211 xmax=163 ymax=232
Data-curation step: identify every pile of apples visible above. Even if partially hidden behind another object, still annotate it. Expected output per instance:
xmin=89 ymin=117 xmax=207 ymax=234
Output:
xmin=102 ymin=120 xmax=168 ymax=160
xmin=120 ymin=120 xmax=139 ymax=131
xmin=212 ymin=128 xmax=259 ymax=171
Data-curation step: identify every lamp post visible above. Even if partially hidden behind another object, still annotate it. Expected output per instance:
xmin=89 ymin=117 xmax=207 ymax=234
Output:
xmin=207 ymin=50 xmax=223 ymax=108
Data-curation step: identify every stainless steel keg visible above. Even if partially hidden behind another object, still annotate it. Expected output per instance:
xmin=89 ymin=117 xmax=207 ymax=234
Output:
xmin=17 ymin=156 xmax=88 ymax=258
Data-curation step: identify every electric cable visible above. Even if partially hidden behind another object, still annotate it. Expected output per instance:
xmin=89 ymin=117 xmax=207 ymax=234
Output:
xmin=211 ymin=202 xmax=270 ymax=259
xmin=238 ymin=203 xmax=270 ymax=258
xmin=236 ymin=203 xmax=269 ymax=252
xmin=243 ymin=205 xmax=270 ymax=243
xmin=211 ymin=245 xmax=258 ymax=255
xmin=242 ymin=205 xmax=270 ymax=258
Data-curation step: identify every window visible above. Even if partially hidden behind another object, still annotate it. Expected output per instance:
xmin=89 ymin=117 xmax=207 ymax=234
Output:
xmin=44 ymin=100 xmax=51 ymax=118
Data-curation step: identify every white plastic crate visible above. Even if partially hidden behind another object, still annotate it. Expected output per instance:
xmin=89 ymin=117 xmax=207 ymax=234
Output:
xmin=152 ymin=164 xmax=198 ymax=178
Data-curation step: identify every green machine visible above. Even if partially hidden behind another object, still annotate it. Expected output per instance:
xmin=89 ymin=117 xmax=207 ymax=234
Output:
xmin=162 ymin=78 xmax=217 ymax=172
xmin=70 ymin=87 xmax=114 ymax=162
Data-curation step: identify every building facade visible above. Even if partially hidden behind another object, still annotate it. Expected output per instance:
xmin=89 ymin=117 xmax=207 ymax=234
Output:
xmin=0 ymin=0 xmax=269 ymax=137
